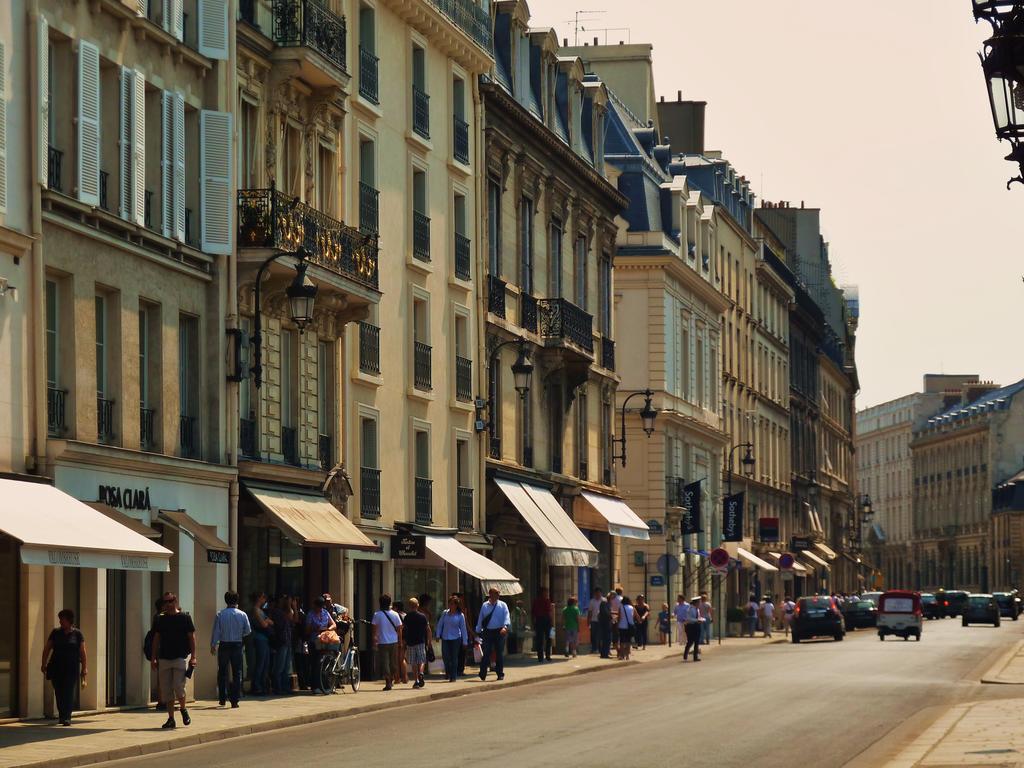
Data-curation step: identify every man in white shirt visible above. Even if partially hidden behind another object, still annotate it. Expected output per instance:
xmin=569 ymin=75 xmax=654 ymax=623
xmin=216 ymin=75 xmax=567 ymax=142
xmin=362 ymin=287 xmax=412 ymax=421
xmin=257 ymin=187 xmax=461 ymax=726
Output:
xmin=608 ymin=588 xmax=623 ymax=647
xmin=371 ymin=594 xmax=403 ymax=691
xmin=782 ymin=596 xmax=796 ymax=636
xmin=587 ymin=588 xmax=606 ymax=654
xmin=683 ymin=595 xmax=704 ymax=661
xmin=761 ymin=596 xmax=775 ymax=638
xmin=673 ymin=594 xmax=690 ymax=646
xmin=699 ymin=591 xmax=713 ymax=645
xmin=475 ymin=588 xmax=511 ymax=681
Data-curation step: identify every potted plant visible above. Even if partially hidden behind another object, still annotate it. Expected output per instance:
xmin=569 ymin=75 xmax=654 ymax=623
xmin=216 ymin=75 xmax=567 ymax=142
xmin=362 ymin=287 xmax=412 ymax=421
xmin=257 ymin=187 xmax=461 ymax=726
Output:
xmin=726 ymin=606 xmax=746 ymax=637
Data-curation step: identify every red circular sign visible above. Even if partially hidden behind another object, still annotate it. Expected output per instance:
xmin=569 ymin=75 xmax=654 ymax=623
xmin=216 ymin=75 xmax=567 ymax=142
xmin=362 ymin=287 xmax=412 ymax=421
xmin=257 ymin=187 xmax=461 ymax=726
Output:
xmin=709 ymin=547 xmax=730 ymax=569
xmin=779 ymin=553 xmax=795 ymax=570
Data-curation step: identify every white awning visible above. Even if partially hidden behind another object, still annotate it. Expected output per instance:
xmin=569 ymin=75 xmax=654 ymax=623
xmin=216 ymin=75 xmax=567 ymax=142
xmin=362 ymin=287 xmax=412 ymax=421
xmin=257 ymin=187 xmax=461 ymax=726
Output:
xmin=802 ymin=550 xmax=831 ymax=569
xmin=736 ymin=547 xmax=779 ymax=571
xmin=494 ymin=478 xmax=598 ymax=567
xmin=424 ymin=535 xmax=522 ymax=595
xmin=0 ymin=480 xmax=171 ymax=572
xmin=767 ymin=551 xmax=809 ymax=573
xmin=815 ymin=542 xmax=837 ymax=560
xmin=246 ymin=484 xmax=378 ymax=550
xmin=579 ymin=491 xmax=649 ymax=540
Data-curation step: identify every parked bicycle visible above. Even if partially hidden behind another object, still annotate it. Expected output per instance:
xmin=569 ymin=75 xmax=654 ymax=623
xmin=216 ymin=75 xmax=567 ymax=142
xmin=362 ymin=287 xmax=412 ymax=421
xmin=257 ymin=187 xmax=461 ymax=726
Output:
xmin=318 ymin=618 xmax=369 ymax=693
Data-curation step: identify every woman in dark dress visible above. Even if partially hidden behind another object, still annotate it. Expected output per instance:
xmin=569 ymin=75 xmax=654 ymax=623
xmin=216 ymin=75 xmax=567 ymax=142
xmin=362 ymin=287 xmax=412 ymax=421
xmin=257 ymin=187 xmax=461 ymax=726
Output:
xmin=634 ymin=595 xmax=651 ymax=650
xmin=41 ymin=609 xmax=87 ymax=726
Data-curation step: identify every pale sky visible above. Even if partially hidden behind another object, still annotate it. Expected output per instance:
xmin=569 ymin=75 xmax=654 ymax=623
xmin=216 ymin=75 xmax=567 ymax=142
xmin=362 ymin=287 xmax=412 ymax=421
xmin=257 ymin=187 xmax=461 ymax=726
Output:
xmin=535 ymin=0 xmax=1023 ymax=409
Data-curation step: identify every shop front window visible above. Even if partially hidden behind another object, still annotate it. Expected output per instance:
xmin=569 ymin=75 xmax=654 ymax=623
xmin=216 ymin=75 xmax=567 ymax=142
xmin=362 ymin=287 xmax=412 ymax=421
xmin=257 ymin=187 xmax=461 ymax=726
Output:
xmin=394 ymin=566 xmax=446 ymax=626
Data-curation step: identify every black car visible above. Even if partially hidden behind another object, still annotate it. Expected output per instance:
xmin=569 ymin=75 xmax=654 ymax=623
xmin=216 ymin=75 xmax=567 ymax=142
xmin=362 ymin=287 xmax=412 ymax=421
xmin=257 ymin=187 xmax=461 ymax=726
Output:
xmin=993 ymin=592 xmax=1020 ymax=620
xmin=792 ymin=596 xmax=844 ymax=643
xmin=936 ymin=590 xmax=969 ymax=618
xmin=920 ymin=593 xmax=942 ymax=620
xmin=962 ymin=594 xmax=1000 ymax=627
xmin=841 ymin=599 xmax=878 ymax=630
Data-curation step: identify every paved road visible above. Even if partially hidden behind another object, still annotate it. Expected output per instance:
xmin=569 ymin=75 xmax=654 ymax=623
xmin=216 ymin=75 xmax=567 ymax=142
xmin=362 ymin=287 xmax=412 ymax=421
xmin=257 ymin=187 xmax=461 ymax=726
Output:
xmin=104 ymin=618 xmax=1023 ymax=768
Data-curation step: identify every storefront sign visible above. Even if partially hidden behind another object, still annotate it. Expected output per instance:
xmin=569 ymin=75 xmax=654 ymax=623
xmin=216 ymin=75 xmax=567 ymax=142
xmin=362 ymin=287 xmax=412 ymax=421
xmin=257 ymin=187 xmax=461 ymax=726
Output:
xmin=791 ymin=536 xmax=812 ymax=551
xmin=759 ymin=517 xmax=780 ymax=542
xmin=98 ymin=484 xmax=152 ymax=511
xmin=722 ymin=493 xmax=744 ymax=542
xmin=207 ymin=550 xmax=231 ymax=565
xmin=20 ymin=546 xmax=169 ymax=572
xmin=392 ymin=534 xmax=425 ymax=559
xmin=681 ymin=481 xmax=702 ymax=535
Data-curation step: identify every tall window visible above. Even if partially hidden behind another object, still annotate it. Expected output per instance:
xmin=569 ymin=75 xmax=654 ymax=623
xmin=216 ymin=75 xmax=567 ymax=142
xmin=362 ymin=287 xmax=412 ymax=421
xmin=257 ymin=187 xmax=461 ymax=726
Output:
xmin=487 ymin=177 xmax=501 ymax=275
xmin=549 ymin=218 xmax=563 ymax=298
xmin=178 ymin=314 xmax=199 ymax=457
xmin=574 ymin=235 xmax=587 ymax=309
xmin=598 ymin=253 xmax=611 ymax=335
xmin=46 ymin=280 xmax=59 ymax=388
xmin=281 ymin=330 xmax=297 ymax=430
xmin=601 ymin=400 xmax=612 ymax=483
xmin=680 ymin=317 xmax=690 ymax=399
xmin=520 ymin=390 xmax=533 ymax=467
xmin=139 ymin=306 xmax=149 ymax=409
xmin=318 ymin=340 xmax=332 ymax=436
xmin=239 ymin=98 xmax=257 ymax=189
xmin=549 ymin=383 xmax=563 ymax=473
xmin=519 ymin=197 xmax=533 ymax=292
xmin=317 ymin=143 xmax=336 ymax=214
xmin=95 ymin=295 xmax=107 ymax=399
xmin=283 ymin=123 xmax=302 ymax=197
xmin=360 ymin=415 xmax=380 ymax=518
xmin=576 ymin=389 xmax=588 ymax=478
xmin=696 ymin=336 xmax=705 ymax=406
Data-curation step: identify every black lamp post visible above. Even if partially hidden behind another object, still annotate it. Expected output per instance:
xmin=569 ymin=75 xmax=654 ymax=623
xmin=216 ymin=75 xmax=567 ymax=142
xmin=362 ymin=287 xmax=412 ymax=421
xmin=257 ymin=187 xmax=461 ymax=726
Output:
xmin=724 ymin=442 xmax=755 ymax=495
xmin=474 ymin=338 xmax=533 ymax=433
xmin=251 ymin=247 xmax=318 ymax=389
xmin=975 ymin=1 xmax=1024 ymax=186
xmin=611 ymin=388 xmax=657 ymax=467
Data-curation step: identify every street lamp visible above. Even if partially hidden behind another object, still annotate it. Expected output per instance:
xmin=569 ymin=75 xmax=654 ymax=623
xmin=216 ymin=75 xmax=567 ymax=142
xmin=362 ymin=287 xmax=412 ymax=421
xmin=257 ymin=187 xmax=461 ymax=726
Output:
xmin=251 ymin=247 xmax=318 ymax=389
xmin=474 ymin=337 xmax=533 ymax=434
xmin=974 ymin=1 xmax=1024 ymax=186
xmin=859 ymin=493 xmax=874 ymax=522
xmin=725 ymin=442 xmax=755 ymax=495
xmin=611 ymin=388 xmax=657 ymax=467
xmin=510 ymin=345 xmax=534 ymax=398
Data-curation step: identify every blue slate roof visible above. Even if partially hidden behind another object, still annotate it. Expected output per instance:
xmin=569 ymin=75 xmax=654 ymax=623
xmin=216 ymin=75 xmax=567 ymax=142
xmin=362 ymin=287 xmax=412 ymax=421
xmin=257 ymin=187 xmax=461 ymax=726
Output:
xmin=926 ymin=378 xmax=1024 ymax=427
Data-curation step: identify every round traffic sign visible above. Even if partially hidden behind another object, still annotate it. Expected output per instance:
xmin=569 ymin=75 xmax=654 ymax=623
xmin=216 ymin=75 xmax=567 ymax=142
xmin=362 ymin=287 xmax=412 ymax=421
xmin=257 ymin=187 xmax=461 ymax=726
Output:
xmin=709 ymin=547 xmax=730 ymax=569
xmin=656 ymin=554 xmax=679 ymax=576
xmin=779 ymin=553 xmax=795 ymax=570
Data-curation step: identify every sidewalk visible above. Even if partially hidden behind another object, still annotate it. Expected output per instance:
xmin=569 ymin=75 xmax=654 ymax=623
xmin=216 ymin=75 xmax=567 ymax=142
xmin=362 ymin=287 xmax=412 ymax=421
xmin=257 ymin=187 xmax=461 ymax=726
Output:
xmin=0 ymin=634 xmax=784 ymax=768
xmin=981 ymin=639 xmax=1024 ymax=684
xmin=885 ymin=698 xmax=1024 ymax=767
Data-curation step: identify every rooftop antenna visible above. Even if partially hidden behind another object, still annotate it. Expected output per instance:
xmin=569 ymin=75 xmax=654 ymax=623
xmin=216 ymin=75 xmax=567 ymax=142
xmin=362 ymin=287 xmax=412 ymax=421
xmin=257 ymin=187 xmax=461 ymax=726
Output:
xmin=564 ymin=10 xmax=605 ymax=46
xmin=580 ymin=26 xmax=631 ymax=44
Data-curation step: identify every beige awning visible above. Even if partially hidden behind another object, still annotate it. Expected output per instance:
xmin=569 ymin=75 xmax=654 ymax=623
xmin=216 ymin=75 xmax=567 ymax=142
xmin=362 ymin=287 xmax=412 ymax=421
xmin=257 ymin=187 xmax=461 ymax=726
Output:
xmin=159 ymin=510 xmax=231 ymax=553
xmin=578 ymin=491 xmax=650 ymax=540
xmin=815 ymin=542 xmax=837 ymax=560
xmin=0 ymin=480 xmax=171 ymax=571
xmin=424 ymin=535 xmax=522 ymax=595
xmin=767 ymin=551 xmax=809 ymax=573
xmin=736 ymin=547 xmax=779 ymax=572
xmin=246 ymin=484 xmax=378 ymax=550
xmin=494 ymin=478 xmax=598 ymax=567
xmin=802 ymin=550 xmax=831 ymax=569
xmin=84 ymin=502 xmax=160 ymax=539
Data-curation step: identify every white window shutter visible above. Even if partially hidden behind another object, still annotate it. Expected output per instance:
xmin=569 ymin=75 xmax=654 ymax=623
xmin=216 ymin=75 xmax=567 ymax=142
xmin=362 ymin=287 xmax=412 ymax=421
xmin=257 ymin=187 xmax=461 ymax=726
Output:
xmin=164 ymin=0 xmax=184 ymax=41
xmin=0 ymin=41 xmax=7 ymax=214
xmin=173 ymin=92 xmax=185 ymax=242
xmin=200 ymin=110 xmax=232 ymax=255
xmin=77 ymin=40 xmax=101 ymax=207
xmin=119 ymin=67 xmax=132 ymax=219
xmin=131 ymin=70 xmax=146 ymax=226
xmin=38 ymin=16 xmax=48 ymax=186
xmin=136 ymin=0 xmax=148 ymax=16
xmin=161 ymin=90 xmax=173 ymax=237
xmin=197 ymin=0 xmax=229 ymax=60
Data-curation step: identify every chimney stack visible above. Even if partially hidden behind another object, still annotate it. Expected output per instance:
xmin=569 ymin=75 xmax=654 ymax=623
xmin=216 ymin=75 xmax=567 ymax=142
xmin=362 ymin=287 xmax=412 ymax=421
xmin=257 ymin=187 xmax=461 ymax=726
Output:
xmin=677 ymin=89 xmax=682 ymax=100
xmin=660 ymin=95 xmax=664 ymax=102
xmin=594 ymin=36 xmax=598 ymax=45
xmin=563 ymin=37 xmax=568 ymax=46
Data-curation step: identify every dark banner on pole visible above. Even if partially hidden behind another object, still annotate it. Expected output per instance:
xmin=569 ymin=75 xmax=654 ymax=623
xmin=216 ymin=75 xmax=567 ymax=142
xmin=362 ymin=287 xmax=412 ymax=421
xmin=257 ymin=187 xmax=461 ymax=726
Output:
xmin=723 ymin=493 xmax=744 ymax=542
xmin=681 ymin=481 xmax=702 ymax=534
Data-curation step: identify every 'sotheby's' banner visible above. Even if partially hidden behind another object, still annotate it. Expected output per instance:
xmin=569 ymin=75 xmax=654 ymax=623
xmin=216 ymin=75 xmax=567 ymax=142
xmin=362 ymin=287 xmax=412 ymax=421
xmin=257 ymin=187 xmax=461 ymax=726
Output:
xmin=681 ymin=480 xmax=702 ymax=534
xmin=723 ymin=493 xmax=744 ymax=542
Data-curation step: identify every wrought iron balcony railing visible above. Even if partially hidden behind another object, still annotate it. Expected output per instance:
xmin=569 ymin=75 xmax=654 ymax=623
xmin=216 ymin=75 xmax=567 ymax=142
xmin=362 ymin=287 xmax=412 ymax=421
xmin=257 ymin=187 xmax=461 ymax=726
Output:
xmin=99 ymin=171 xmax=110 ymax=211
xmin=282 ymin=425 xmax=299 ymax=466
xmin=488 ymin=275 xmax=506 ymax=318
xmin=413 ymin=211 xmax=431 ymax=261
xmin=47 ymin=386 xmax=66 ymax=436
xmin=47 ymin=147 xmax=63 ymax=192
xmin=412 ymin=85 xmax=430 ymax=139
xmin=358 ymin=181 xmax=379 ymax=236
xmin=359 ymin=46 xmax=379 ymax=104
xmin=520 ymin=293 xmax=537 ymax=333
xmin=144 ymin=190 xmax=153 ymax=229
xmin=415 ymin=476 xmax=433 ymax=524
xmin=454 ymin=233 xmax=471 ymax=280
xmin=97 ymin=397 xmax=116 ymax=443
xmin=538 ymin=298 xmax=594 ymax=352
xmin=140 ymin=406 xmax=156 ymax=451
xmin=361 ymin=466 xmax=381 ymax=519
xmin=414 ymin=341 xmax=432 ymax=390
xmin=489 ymin=434 xmax=501 ymax=460
xmin=179 ymin=415 xmax=198 ymax=459
xmin=359 ymin=321 xmax=380 ymax=375
xmin=601 ymin=336 xmax=616 ymax=371
xmin=238 ymin=186 xmax=379 ymax=290
xmin=455 ymin=355 xmax=472 ymax=402
xmin=665 ymin=475 xmax=685 ymax=507
xmin=319 ymin=433 xmax=332 ymax=470
xmin=240 ymin=416 xmax=258 ymax=458
xmin=427 ymin=0 xmax=492 ymax=50
xmin=453 ymin=115 xmax=469 ymax=163
xmin=578 ymin=459 xmax=588 ymax=482
xmin=457 ymin=486 xmax=474 ymax=531
xmin=272 ymin=0 xmax=347 ymax=73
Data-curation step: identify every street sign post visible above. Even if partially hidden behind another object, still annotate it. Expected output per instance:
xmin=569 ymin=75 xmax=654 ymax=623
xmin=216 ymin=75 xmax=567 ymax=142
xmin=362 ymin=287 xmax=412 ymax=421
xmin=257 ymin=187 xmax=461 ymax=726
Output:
xmin=779 ymin=553 xmax=795 ymax=570
xmin=656 ymin=553 xmax=679 ymax=576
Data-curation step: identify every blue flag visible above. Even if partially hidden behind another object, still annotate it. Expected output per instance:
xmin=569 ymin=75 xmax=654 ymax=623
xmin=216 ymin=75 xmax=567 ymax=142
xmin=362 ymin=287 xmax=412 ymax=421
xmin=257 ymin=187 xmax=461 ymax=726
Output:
xmin=723 ymin=492 xmax=744 ymax=542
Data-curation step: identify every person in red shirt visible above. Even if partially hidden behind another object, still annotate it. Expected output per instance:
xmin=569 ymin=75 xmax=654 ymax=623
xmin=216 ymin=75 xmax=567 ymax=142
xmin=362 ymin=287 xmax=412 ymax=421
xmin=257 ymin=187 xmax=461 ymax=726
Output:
xmin=531 ymin=587 xmax=554 ymax=662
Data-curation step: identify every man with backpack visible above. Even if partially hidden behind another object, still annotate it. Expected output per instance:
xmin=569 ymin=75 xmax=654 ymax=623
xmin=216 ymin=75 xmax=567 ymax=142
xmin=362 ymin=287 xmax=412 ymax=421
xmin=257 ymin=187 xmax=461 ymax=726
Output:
xmin=371 ymin=594 xmax=402 ymax=691
xmin=210 ymin=591 xmax=251 ymax=707
xmin=150 ymin=592 xmax=196 ymax=729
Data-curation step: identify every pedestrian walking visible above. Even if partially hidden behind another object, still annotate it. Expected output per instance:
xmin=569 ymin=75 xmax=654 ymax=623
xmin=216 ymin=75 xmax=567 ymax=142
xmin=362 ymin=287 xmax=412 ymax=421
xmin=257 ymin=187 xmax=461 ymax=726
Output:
xmin=683 ymin=595 xmax=704 ymax=661
xmin=371 ymin=594 xmax=403 ymax=691
xmin=699 ymin=591 xmax=713 ymax=645
xmin=761 ymin=596 xmax=775 ymax=638
xmin=531 ymin=587 xmax=554 ymax=662
xmin=41 ymin=609 xmax=87 ymax=726
xmin=587 ymin=588 xmax=605 ymax=654
xmin=249 ymin=592 xmax=272 ymax=695
xmin=392 ymin=600 xmax=408 ymax=685
xmin=657 ymin=603 xmax=671 ymax=645
xmin=435 ymin=596 xmax=469 ymax=682
xmin=674 ymin=595 xmax=690 ymax=646
xmin=562 ymin=596 xmax=581 ymax=657
xmin=290 ymin=597 xmax=308 ymax=690
xmin=617 ymin=596 xmax=635 ymax=660
xmin=305 ymin=596 xmax=335 ymax=694
xmin=609 ymin=587 xmax=623 ymax=648
xmin=509 ymin=599 xmax=527 ymax=655
xmin=210 ymin=591 xmax=251 ymax=707
xmin=634 ymin=595 xmax=650 ymax=650
xmin=475 ymin=588 xmax=510 ymax=681
xmin=267 ymin=595 xmax=293 ymax=694
xmin=150 ymin=592 xmax=196 ymax=729
xmin=403 ymin=597 xmax=429 ymax=689
xmin=782 ymin=596 xmax=796 ymax=636
xmin=745 ymin=594 xmax=760 ymax=637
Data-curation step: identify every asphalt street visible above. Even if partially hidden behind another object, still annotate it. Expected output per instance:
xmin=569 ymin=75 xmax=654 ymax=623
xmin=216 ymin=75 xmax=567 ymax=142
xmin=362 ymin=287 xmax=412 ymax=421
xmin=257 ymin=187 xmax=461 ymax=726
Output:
xmin=102 ymin=618 xmax=1023 ymax=768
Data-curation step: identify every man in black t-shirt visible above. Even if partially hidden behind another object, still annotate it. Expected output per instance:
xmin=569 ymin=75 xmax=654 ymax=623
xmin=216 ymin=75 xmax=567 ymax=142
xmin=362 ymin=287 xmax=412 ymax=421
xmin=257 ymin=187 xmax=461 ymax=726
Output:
xmin=151 ymin=592 xmax=196 ymax=729
xmin=403 ymin=597 xmax=429 ymax=688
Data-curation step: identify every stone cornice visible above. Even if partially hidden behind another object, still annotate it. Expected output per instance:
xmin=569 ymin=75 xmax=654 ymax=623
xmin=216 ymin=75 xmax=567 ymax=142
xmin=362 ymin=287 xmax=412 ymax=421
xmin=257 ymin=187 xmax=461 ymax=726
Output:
xmin=48 ymin=440 xmax=236 ymax=487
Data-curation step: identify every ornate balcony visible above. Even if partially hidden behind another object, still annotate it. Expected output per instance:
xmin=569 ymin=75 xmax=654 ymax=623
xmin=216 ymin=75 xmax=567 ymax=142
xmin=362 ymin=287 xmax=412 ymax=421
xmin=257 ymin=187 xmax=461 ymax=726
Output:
xmin=415 ymin=477 xmax=433 ymax=524
xmin=665 ymin=475 xmax=685 ymax=507
xmin=140 ymin=407 xmax=156 ymax=451
xmin=538 ymin=298 xmax=594 ymax=353
xmin=271 ymin=0 xmax=348 ymax=83
xmin=359 ymin=46 xmax=379 ymax=104
xmin=47 ymin=387 xmax=66 ymax=437
xmin=413 ymin=211 xmax=431 ymax=262
xmin=97 ymin=397 xmax=116 ymax=444
xmin=457 ymin=486 xmax=474 ymax=531
xmin=361 ymin=466 xmax=381 ymax=519
xmin=47 ymin=147 xmax=63 ymax=193
xmin=453 ymin=115 xmax=469 ymax=163
xmin=520 ymin=293 xmax=537 ymax=334
xmin=454 ymin=233 xmax=471 ymax=280
xmin=601 ymin=336 xmax=616 ymax=371
xmin=238 ymin=186 xmax=379 ymax=290
xmin=240 ymin=417 xmax=258 ymax=458
xmin=358 ymin=182 xmax=379 ymax=236
xmin=412 ymin=85 xmax=430 ymax=139
xmin=414 ymin=341 xmax=432 ymax=390
xmin=282 ymin=425 xmax=299 ymax=466
xmin=455 ymin=355 xmax=472 ymax=402
xmin=359 ymin=321 xmax=380 ymax=375
xmin=427 ymin=0 xmax=492 ymax=50
xmin=488 ymin=275 xmax=506 ymax=318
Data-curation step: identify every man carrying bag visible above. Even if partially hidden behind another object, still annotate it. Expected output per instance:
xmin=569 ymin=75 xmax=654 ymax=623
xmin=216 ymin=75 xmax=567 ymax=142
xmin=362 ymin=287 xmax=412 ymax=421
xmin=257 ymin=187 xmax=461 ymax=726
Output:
xmin=475 ymin=588 xmax=510 ymax=682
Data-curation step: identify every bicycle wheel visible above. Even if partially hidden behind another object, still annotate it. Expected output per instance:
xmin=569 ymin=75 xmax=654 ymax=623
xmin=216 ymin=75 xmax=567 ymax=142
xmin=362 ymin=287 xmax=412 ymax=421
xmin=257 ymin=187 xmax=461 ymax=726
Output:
xmin=319 ymin=654 xmax=337 ymax=694
xmin=349 ymin=651 xmax=360 ymax=693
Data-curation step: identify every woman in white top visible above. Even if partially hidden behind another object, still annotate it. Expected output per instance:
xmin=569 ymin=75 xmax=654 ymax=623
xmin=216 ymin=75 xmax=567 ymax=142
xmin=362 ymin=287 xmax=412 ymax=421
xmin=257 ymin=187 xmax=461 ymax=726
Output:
xmin=616 ymin=597 xmax=636 ymax=660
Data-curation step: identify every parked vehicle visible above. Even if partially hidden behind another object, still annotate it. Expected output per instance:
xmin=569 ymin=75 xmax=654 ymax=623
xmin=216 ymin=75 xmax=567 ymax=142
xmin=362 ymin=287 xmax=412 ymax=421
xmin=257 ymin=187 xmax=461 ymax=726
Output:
xmin=920 ymin=593 xmax=942 ymax=620
xmin=792 ymin=596 xmax=844 ymax=643
xmin=962 ymin=594 xmax=1000 ymax=627
xmin=877 ymin=590 xmax=922 ymax=641
xmin=841 ymin=599 xmax=878 ymax=630
xmin=935 ymin=589 xmax=969 ymax=618
xmin=993 ymin=592 xmax=1021 ymax=620
xmin=860 ymin=591 xmax=883 ymax=606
